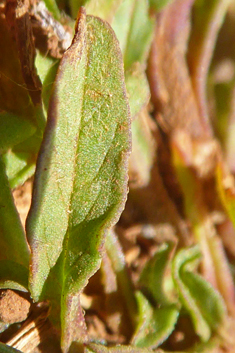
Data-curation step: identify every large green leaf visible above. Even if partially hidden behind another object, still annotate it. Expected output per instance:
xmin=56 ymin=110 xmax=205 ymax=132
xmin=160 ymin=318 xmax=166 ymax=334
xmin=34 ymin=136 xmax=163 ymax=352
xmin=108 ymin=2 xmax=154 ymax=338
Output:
xmin=26 ymin=9 xmax=131 ymax=352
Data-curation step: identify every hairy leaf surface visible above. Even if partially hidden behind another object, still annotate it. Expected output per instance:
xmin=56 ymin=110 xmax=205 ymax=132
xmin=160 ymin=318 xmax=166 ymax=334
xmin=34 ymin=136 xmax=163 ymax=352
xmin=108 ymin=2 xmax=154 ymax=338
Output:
xmin=26 ymin=9 xmax=131 ymax=351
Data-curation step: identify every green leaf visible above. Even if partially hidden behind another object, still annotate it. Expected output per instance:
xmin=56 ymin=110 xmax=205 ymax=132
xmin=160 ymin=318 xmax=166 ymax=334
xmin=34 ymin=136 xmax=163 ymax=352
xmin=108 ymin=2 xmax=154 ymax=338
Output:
xmin=2 ymin=129 xmax=42 ymax=188
xmin=0 ymin=112 xmax=36 ymax=155
xmin=0 ymin=157 xmax=29 ymax=269
xmin=2 ymin=150 xmax=36 ymax=189
xmin=149 ymin=0 xmax=173 ymax=12
xmin=85 ymin=0 xmax=123 ymax=23
xmin=0 ymin=157 xmax=29 ymax=290
xmin=0 ymin=343 xmax=23 ymax=353
xmin=35 ymin=51 xmax=60 ymax=113
xmin=172 ymin=246 xmax=226 ymax=341
xmin=41 ymin=61 xmax=60 ymax=113
xmin=86 ymin=343 xmax=158 ymax=352
xmin=139 ymin=242 xmax=176 ymax=305
xmin=129 ymin=110 xmax=155 ymax=187
xmin=26 ymin=9 xmax=131 ymax=352
xmin=125 ymin=62 xmax=150 ymax=119
xmin=132 ymin=291 xmax=179 ymax=348
xmin=112 ymin=0 xmax=154 ymax=69
xmin=43 ymin=0 xmax=61 ymax=20
xmin=0 ymin=260 xmax=28 ymax=291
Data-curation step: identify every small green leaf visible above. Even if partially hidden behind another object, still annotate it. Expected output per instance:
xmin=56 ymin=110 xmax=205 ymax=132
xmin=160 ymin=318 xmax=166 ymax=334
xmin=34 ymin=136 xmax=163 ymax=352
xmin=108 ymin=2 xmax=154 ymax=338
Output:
xmin=132 ymin=291 xmax=179 ymax=348
xmin=26 ymin=9 xmax=131 ymax=352
xmin=139 ymin=242 xmax=176 ymax=305
xmin=182 ymin=271 xmax=226 ymax=331
xmin=112 ymin=0 xmax=154 ymax=69
xmin=0 ymin=343 xmax=23 ymax=353
xmin=172 ymin=246 xmax=226 ymax=341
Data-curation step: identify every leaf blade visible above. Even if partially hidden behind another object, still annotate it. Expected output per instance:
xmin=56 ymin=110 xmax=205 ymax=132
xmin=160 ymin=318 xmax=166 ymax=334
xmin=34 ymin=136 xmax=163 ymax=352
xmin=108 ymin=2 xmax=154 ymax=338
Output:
xmin=26 ymin=9 xmax=131 ymax=351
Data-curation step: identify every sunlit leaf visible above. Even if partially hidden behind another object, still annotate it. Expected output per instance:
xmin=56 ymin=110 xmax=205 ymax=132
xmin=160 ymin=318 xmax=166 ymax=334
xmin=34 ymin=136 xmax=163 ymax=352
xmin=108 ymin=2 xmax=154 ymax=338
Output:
xmin=26 ymin=9 xmax=131 ymax=352
xmin=86 ymin=0 xmax=123 ymax=23
xmin=44 ymin=0 xmax=61 ymax=20
xmin=112 ymin=0 xmax=154 ymax=70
